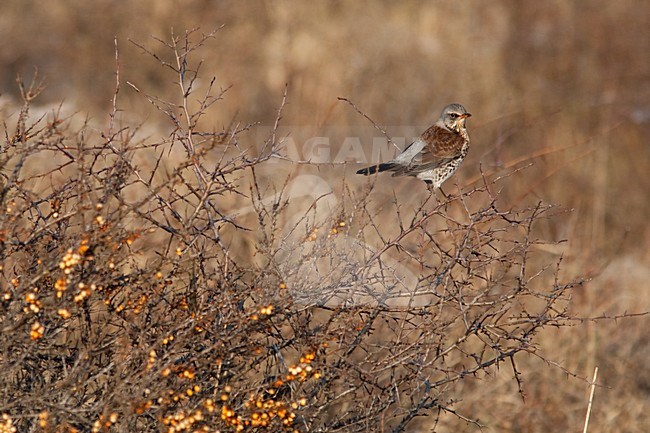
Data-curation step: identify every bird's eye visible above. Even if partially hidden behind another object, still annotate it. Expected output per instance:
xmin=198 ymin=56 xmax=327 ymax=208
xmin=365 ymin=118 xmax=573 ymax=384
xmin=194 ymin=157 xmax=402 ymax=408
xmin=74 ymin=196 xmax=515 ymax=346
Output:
xmin=450 ymin=113 xmax=458 ymax=118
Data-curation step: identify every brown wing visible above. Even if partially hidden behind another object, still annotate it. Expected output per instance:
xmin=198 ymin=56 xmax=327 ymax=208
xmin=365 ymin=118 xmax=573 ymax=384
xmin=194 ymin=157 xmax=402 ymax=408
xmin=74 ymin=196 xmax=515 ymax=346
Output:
xmin=387 ymin=125 xmax=466 ymax=177
xmin=418 ymin=125 xmax=466 ymax=165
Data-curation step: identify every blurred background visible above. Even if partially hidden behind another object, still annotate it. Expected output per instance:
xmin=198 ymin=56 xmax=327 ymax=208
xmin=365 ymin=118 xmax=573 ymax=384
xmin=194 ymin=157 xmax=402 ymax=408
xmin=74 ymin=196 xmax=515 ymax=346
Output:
xmin=1 ymin=1 xmax=648 ymax=431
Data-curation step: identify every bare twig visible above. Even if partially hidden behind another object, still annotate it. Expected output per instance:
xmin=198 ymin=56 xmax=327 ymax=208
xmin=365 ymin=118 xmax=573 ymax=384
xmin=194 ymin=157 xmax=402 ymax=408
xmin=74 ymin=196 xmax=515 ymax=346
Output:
xmin=583 ymin=367 xmax=599 ymax=433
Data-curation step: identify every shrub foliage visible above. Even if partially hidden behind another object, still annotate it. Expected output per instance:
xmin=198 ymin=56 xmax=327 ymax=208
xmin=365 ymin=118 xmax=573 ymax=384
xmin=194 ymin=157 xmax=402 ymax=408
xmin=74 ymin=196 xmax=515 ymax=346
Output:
xmin=0 ymin=31 xmax=584 ymax=432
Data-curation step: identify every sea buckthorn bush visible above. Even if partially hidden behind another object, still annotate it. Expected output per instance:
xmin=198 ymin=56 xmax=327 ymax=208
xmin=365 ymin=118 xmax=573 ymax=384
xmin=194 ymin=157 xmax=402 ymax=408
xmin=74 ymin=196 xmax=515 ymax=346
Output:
xmin=0 ymin=30 xmax=588 ymax=433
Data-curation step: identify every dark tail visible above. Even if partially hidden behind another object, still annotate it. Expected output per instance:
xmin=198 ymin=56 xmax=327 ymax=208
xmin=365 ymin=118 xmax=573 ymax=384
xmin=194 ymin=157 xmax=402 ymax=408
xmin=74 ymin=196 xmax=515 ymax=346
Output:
xmin=356 ymin=163 xmax=396 ymax=176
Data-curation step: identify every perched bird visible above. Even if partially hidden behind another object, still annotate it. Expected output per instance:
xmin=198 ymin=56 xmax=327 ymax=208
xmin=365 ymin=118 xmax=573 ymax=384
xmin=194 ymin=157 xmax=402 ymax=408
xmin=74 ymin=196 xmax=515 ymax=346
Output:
xmin=357 ymin=103 xmax=471 ymax=190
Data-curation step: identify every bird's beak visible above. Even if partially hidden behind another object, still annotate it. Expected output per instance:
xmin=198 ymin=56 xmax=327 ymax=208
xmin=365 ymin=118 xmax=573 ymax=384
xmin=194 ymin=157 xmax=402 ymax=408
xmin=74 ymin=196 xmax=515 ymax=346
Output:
xmin=461 ymin=113 xmax=472 ymax=118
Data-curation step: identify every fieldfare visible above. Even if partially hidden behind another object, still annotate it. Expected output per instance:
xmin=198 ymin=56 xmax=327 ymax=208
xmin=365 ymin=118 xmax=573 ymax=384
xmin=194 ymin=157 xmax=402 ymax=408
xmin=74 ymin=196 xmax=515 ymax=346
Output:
xmin=357 ymin=103 xmax=471 ymax=190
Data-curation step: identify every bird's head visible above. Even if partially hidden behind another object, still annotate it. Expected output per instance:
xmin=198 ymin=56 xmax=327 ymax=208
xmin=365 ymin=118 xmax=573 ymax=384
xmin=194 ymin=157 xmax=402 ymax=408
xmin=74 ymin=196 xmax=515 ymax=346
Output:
xmin=440 ymin=103 xmax=471 ymax=132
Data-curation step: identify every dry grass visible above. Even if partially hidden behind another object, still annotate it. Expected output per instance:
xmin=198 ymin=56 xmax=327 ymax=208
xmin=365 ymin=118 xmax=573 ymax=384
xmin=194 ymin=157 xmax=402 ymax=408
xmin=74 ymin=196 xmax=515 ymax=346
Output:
xmin=0 ymin=2 xmax=648 ymax=432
